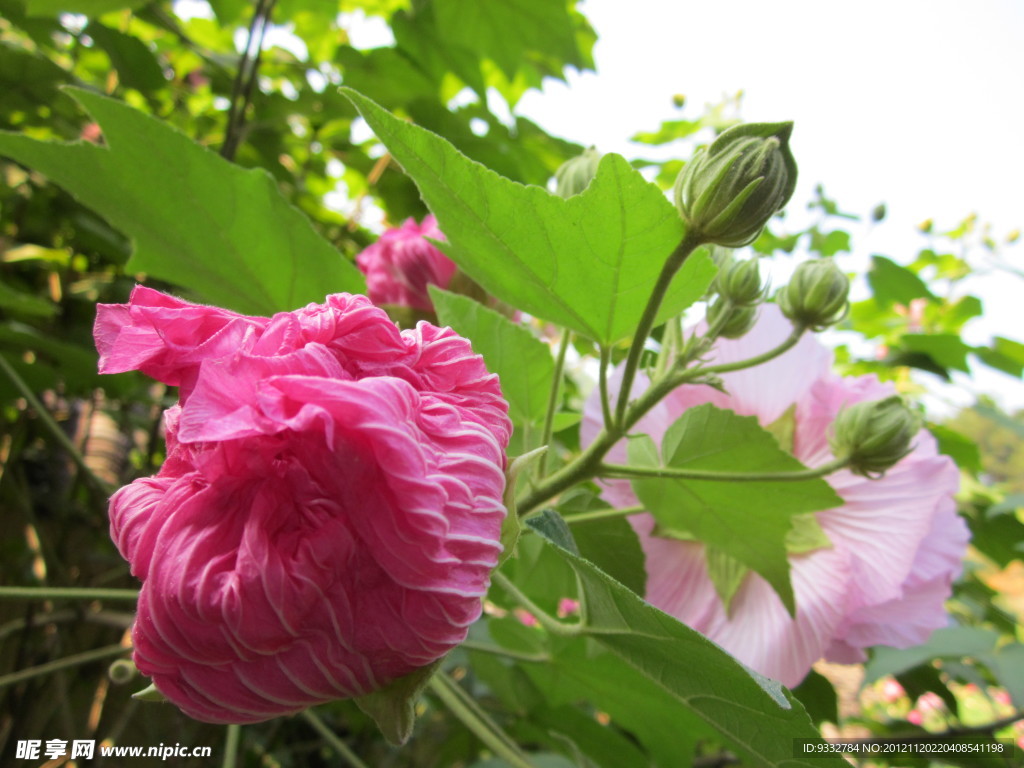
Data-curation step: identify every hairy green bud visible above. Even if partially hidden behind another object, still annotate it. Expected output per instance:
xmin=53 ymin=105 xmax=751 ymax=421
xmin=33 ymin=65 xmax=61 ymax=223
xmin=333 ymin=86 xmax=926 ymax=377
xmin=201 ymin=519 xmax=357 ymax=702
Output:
xmin=777 ymin=258 xmax=849 ymax=330
xmin=673 ymin=122 xmax=797 ymax=247
xmin=554 ymin=147 xmax=602 ymax=198
xmin=829 ymin=396 xmax=920 ymax=478
xmin=715 ymin=256 xmax=763 ymax=306
xmin=707 ymin=298 xmax=758 ymax=339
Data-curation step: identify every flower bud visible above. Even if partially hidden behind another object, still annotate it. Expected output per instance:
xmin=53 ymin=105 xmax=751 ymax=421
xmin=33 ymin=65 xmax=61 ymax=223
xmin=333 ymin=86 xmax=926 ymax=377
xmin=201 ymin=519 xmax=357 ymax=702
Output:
xmin=555 ymin=147 xmax=602 ymax=198
xmin=707 ymin=298 xmax=758 ymax=339
xmin=715 ymin=256 xmax=763 ymax=307
xmin=777 ymin=258 xmax=849 ymax=330
xmin=829 ymin=396 xmax=920 ymax=478
xmin=673 ymin=122 xmax=797 ymax=247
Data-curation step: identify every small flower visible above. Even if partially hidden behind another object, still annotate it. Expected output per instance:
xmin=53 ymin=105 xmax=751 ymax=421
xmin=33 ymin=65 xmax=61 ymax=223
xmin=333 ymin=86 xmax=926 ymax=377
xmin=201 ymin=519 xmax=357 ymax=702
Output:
xmin=95 ymin=286 xmax=511 ymax=723
xmin=557 ymin=598 xmax=581 ymax=618
xmin=356 ymin=215 xmax=456 ymax=312
xmin=582 ymin=305 xmax=968 ymax=687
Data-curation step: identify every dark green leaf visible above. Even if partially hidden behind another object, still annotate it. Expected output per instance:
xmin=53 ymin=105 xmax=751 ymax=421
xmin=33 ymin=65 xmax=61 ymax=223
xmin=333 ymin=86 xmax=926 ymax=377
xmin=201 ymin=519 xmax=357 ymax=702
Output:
xmin=431 ymin=287 xmax=554 ymax=425
xmin=85 ymin=23 xmax=166 ymax=93
xmin=353 ymin=659 xmax=442 ymax=746
xmin=0 ymin=89 xmax=364 ymax=315
xmin=790 ymin=670 xmax=838 ymax=726
xmin=342 ymin=88 xmax=716 ymax=344
xmin=629 ymin=404 xmax=843 ymax=614
xmin=569 ymin=514 xmax=646 ymax=597
xmin=901 ymin=334 xmax=972 ymax=372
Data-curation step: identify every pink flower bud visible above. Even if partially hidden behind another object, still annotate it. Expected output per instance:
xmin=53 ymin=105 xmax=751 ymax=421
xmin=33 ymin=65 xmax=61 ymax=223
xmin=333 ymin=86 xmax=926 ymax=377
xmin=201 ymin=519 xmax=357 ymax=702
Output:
xmin=95 ymin=286 xmax=511 ymax=723
xmin=356 ymin=215 xmax=456 ymax=312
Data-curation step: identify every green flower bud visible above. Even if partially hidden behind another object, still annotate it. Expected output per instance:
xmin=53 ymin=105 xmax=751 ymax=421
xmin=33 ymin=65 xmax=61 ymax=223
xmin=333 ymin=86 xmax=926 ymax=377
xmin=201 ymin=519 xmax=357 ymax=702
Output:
xmin=554 ymin=147 xmax=602 ymax=198
xmin=108 ymin=658 xmax=137 ymax=685
xmin=673 ymin=122 xmax=797 ymax=247
xmin=715 ymin=256 xmax=763 ymax=307
xmin=777 ymin=258 xmax=849 ymax=330
xmin=707 ymin=298 xmax=758 ymax=339
xmin=829 ymin=396 xmax=921 ymax=478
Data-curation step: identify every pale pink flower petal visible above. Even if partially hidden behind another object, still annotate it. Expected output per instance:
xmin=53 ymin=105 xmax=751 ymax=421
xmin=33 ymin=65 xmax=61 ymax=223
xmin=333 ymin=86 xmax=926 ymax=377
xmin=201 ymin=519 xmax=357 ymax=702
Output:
xmin=586 ymin=304 xmax=965 ymax=686
xmin=97 ymin=288 xmax=511 ymax=724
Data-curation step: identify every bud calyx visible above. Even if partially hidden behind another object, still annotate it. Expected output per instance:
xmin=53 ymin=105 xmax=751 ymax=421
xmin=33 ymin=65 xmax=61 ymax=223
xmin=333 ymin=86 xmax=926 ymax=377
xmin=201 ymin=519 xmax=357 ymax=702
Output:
xmin=778 ymin=258 xmax=850 ymax=330
xmin=829 ymin=396 xmax=920 ymax=478
xmin=555 ymin=147 xmax=602 ymax=198
xmin=674 ymin=122 xmax=797 ymax=247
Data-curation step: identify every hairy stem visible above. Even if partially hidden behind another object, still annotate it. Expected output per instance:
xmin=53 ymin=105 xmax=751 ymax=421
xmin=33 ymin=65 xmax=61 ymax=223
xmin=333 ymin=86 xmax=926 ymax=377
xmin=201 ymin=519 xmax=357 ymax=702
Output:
xmin=0 ymin=586 xmax=139 ymax=602
xmin=429 ymin=672 xmax=535 ymax=768
xmin=600 ymin=457 xmax=850 ymax=483
xmin=0 ymin=354 xmax=115 ymax=495
xmin=0 ymin=644 xmax=128 ymax=690
xmin=563 ymin=505 xmax=646 ymax=525
xmin=614 ymin=232 xmax=702 ymax=427
xmin=537 ymin=328 xmax=571 ymax=478
xmin=491 ymin=572 xmax=583 ymax=637
xmin=300 ymin=709 xmax=370 ymax=768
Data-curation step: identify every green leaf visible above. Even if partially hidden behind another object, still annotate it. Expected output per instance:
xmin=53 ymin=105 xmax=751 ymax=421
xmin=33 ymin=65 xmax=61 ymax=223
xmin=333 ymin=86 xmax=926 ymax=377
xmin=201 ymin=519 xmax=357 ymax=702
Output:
xmin=864 ymin=626 xmax=1001 ymax=683
xmin=974 ymin=336 xmax=1024 ymax=377
xmin=785 ymin=513 xmax=832 ymax=555
xmin=85 ymin=23 xmax=166 ymax=94
xmin=705 ymin=547 xmax=749 ymax=614
xmin=525 ymin=516 xmax=849 ymax=768
xmin=868 ymin=255 xmax=935 ymax=307
xmin=571 ymin=516 xmax=647 ymax=598
xmin=901 ymin=333 xmax=972 ymax=372
xmin=928 ymin=423 xmax=982 ymax=474
xmin=431 ymin=287 xmax=554 ymax=425
xmin=341 ymin=88 xmax=716 ymax=344
xmin=0 ymin=281 xmax=57 ymax=319
xmin=25 ymin=0 xmax=146 ymax=15
xmin=432 ymin=0 xmax=589 ymax=81
xmin=0 ymin=88 xmax=364 ymax=315
xmin=628 ymin=404 xmax=843 ymax=615
xmin=790 ymin=670 xmax=838 ymax=726
xmin=353 ymin=659 xmax=442 ymax=746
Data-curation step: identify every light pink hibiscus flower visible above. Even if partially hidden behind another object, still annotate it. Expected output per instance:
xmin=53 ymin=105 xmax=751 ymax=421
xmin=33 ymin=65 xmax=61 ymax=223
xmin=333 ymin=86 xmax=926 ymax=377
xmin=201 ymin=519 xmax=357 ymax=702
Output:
xmin=583 ymin=304 xmax=967 ymax=687
xmin=95 ymin=286 xmax=510 ymax=723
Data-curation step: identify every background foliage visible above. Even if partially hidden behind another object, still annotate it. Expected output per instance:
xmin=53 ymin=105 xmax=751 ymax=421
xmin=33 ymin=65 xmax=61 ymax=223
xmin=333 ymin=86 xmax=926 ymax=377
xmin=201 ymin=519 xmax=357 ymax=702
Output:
xmin=1 ymin=0 xmax=1022 ymax=765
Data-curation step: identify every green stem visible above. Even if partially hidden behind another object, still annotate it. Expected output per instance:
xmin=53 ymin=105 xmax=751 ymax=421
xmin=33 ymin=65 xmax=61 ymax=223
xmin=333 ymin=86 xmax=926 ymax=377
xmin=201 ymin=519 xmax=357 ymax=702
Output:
xmin=300 ymin=709 xmax=370 ymax=768
xmin=600 ymin=457 xmax=850 ymax=483
xmin=654 ymin=315 xmax=681 ymax=379
xmin=537 ymin=328 xmax=571 ymax=478
xmin=428 ymin=672 xmax=534 ymax=768
xmin=222 ymin=724 xmax=241 ymax=768
xmin=0 ymin=644 xmax=129 ymax=690
xmin=0 ymin=586 xmax=139 ymax=602
xmin=491 ymin=572 xmax=583 ymax=637
xmin=564 ymin=505 xmax=646 ymax=525
xmin=702 ymin=325 xmax=806 ymax=375
xmin=598 ymin=344 xmax=614 ymax=431
xmin=459 ymin=640 xmax=549 ymax=663
xmin=614 ymin=232 xmax=702 ymax=427
xmin=0 ymin=354 xmax=115 ymax=495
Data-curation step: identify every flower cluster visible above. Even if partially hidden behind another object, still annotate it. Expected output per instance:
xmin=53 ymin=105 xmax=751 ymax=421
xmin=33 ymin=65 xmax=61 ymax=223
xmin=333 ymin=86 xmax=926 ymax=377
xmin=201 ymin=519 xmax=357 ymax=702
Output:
xmin=356 ymin=215 xmax=455 ymax=312
xmin=584 ymin=305 xmax=968 ymax=687
xmin=95 ymin=286 xmax=511 ymax=723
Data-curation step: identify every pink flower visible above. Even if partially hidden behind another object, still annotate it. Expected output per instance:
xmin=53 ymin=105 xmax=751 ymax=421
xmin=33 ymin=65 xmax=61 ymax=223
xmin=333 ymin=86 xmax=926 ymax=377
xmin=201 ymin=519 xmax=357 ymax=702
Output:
xmin=95 ymin=286 xmax=511 ymax=723
xmin=880 ymin=678 xmax=906 ymax=702
xmin=582 ymin=305 xmax=968 ymax=688
xmin=356 ymin=215 xmax=457 ymax=312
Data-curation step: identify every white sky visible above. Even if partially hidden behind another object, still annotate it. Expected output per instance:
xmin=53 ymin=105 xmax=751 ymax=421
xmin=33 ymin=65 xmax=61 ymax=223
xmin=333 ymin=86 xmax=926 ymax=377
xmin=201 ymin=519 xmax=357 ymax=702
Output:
xmin=515 ymin=0 xmax=1024 ymax=412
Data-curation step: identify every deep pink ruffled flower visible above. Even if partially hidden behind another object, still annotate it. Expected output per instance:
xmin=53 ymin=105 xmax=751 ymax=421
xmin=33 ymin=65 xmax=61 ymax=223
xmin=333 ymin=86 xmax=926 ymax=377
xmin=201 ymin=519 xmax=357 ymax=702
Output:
xmin=583 ymin=304 xmax=968 ymax=687
xmin=95 ymin=286 xmax=511 ymax=723
xmin=356 ymin=215 xmax=456 ymax=312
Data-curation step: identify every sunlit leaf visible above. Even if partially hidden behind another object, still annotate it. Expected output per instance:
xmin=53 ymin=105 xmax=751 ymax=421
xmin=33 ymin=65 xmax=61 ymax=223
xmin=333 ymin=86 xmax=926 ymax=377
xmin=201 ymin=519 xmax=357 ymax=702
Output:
xmin=342 ymin=88 xmax=716 ymax=344
xmin=0 ymin=89 xmax=364 ymax=315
